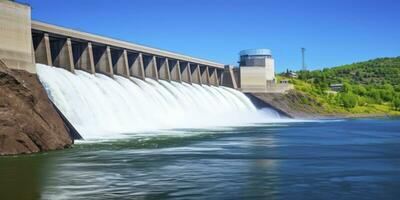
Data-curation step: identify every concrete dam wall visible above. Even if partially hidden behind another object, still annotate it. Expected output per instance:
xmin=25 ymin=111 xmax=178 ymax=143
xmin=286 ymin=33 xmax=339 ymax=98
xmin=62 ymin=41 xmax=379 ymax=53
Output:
xmin=30 ymin=21 xmax=233 ymax=87
xmin=0 ymin=1 xmax=238 ymax=88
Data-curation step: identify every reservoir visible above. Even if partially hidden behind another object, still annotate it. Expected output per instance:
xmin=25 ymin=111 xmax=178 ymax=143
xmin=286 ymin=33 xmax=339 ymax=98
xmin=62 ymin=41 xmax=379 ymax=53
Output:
xmin=0 ymin=1 xmax=399 ymax=200
xmin=1 ymin=118 xmax=399 ymax=200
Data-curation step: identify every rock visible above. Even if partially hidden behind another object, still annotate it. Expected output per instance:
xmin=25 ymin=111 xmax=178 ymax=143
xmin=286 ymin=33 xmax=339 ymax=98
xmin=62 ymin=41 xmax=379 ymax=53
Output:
xmin=248 ymin=91 xmax=392 ymax=119
xmin=248 ymin=90 xmax=336 ymax=119
xmin=0 ymin=60 xmax=72 ymax=155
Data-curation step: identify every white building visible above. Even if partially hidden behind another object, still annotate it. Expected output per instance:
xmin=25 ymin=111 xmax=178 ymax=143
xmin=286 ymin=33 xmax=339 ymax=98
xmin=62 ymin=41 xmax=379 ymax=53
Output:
xmin=239 ymin=49 xmax=275 ymax=92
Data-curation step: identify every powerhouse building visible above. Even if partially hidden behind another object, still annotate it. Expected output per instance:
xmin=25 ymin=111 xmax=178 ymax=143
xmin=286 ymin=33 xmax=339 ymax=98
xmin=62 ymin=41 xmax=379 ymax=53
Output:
xmin=239 ymin=49 xmax=275 ymax=91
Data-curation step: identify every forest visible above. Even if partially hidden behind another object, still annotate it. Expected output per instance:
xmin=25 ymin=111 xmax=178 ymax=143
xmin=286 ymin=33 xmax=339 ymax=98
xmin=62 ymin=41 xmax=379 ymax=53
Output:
xmin=282 ymin=57 xmax=400 ymax=114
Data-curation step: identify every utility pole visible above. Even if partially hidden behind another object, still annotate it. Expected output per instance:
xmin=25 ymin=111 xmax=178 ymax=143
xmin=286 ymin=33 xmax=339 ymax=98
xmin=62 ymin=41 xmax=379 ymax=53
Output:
xmin=301 ymin=47 xmax=306 ymax=71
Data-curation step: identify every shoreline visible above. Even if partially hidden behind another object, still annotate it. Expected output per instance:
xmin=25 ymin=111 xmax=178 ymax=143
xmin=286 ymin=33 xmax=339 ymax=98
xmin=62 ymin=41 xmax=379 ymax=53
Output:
xmin=293 ymin=113 xmax=399 ymax=120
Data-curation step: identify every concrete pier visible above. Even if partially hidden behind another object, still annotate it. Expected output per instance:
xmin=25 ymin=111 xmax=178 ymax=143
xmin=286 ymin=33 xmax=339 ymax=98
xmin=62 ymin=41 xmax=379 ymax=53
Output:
xmin=143 ymin=55 xmax=158 ymax=80
xmin=128 ymin=53 xmax=145 ymax=79
xmin=72 ymin=42 xmax=95 ymax=73
xmin=112 ymin=49 xmax=130 ymax=78
xmin=169 ymin=59 xmax=182 ymax=82
xmin=190 ymin=64 xmax=202 ymax=85
xmin=221 ymin=65 xmax=238 ymax=89
xmin=157 ymin=57 xmax=171 ymax=81
xmin=200 ymin=66 xmax=211 ymax=86
xmin=51 ymin=37 xmax=75 ymax=72
xmin=92 ymin=45 xmax=113 ymax=77
xmin=180 ymin=62 xmax=192 ymax=84
xmin=33 ymin=33 xmax=52 ymax=66
xmin=209 ymin=68 xmax=219 ymax=86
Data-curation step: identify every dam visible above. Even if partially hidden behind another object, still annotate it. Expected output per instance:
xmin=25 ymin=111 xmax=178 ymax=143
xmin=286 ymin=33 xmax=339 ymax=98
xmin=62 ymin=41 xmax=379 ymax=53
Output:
xmin=0 ymin=1 xmax=281 ymax=140
xmin=0 ymin=1 xmax=238 ymax=87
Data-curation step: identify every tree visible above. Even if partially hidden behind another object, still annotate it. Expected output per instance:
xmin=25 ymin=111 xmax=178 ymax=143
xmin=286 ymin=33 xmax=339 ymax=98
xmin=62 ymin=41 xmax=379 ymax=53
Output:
xmin=340 ymin=93 xmax=358 ymax=108
xmin=393 ymin=98 xmax=400 ymax=111
xmin=342 ymin=82 xmax=352 ymax=93
xmin=394 ymin=85 xmax=400 ymax=92
xmin=383 ymin=84 xmax=394 ymax=91
xmin=353 ymin=85 xmax=367 ymax=96
xmin=380 ymin=89 xmax=394 ymax=102
xmin=367 ymin=89 xmax=382 ymax=103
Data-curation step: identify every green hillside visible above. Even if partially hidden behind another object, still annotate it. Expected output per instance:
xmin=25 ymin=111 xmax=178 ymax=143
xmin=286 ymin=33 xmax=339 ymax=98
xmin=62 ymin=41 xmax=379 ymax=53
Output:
xmin=298 ymin=57 xmax=400 ymax=86
xmin=280 ymin=57 xmax=400 ymax=116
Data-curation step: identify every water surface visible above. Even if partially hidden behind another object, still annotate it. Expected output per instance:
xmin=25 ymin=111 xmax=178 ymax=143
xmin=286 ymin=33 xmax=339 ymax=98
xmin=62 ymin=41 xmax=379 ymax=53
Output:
xmin=1 ymin=118 xmax=400 ymax=200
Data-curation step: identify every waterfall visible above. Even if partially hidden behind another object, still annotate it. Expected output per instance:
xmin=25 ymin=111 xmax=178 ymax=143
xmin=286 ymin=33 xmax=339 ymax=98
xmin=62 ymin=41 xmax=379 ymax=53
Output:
xmin=36 ymin=64 xmax=284 ymax=139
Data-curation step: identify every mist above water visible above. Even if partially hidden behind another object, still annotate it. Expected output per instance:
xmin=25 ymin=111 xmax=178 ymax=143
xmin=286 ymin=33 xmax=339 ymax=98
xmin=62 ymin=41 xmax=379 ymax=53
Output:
xmin=36 ymin=64 xmax=287 ymax=139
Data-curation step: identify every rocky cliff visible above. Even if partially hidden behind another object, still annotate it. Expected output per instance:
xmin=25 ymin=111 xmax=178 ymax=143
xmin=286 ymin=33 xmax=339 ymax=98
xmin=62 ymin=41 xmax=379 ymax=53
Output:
xmin=248 ymin=90 xmax=393 ymax=119
xmin=0 ymin=61 xmax=72 ymax=155
xmin=248 ymin=90 xmax=337 ymax=119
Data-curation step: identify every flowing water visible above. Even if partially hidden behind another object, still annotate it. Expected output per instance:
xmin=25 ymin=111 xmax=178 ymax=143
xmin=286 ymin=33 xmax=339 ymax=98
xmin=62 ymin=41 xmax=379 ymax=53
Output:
xmin=35 ymin=64 xmax=288 ymax=140
xmin=1 ymin=65 xmax=400 ymax=199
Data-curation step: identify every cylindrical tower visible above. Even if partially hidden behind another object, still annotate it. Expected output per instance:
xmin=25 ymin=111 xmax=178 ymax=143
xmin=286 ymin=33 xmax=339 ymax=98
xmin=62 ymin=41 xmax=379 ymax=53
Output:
xmin=238 ymin=49 xmax=275 ymax=91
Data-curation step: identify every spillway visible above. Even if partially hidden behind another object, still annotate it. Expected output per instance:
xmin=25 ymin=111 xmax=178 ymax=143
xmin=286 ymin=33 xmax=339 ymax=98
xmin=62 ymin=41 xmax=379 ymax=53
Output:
xmin=36 ymin=64 xmax=283 ymax=139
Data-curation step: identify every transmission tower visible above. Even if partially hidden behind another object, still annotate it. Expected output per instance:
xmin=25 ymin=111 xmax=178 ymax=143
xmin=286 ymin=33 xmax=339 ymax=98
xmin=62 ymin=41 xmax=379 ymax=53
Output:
xmin=301 ymin=47 xmax=307 ymax=71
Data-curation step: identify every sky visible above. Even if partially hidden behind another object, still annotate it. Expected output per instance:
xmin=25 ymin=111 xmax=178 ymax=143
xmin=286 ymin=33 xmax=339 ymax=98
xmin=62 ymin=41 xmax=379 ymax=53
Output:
xmin=18 ymin=0 xmax=400 ymax=72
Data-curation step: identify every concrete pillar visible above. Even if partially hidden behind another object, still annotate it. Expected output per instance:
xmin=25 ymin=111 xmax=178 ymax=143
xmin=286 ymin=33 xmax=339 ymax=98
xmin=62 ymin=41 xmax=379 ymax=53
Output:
xmin=200 ymin=66 xmax=211 ymax=86
xmin=73 ymin=42 xmax=95 ymax=74
xmin=44 ymin=34 xmax=52 ymax=66
xmin=66 ymin=38 xmax=74 ymax=72
xmin=164 ymin=58 xmax=172 ymax=81
xmin=209 ymin=67 xmax=219 ymax=86
xmin=33 ymin=33 xmax=52 ymax=66
xmin=88 ymin=42 xmax=96 ymax=74
xmin=169 ymin=60 xmax=182 ymax=82
xmin=233 ymin=67 xmax=240 ymax=88
xmin=208 ymin=67 xmax=215 ymax=86
xmin=221 ymin=65 xmax=238 ymax=89
xmin=180 ymin=61 xmax=192 ymax=84
xmin=144 ymin=55 xmax=158 ymax=80
xmin=87 ymin=43 xmax=95 ymax=74
xmin=218 ymin=69 xmax=224 ymax=86
xmin=93 ymin=45 xmax=113 ymax=77
xmin=122 ymin=50 xmax=130 ymax=77
xmin=128 ymin=52 xmax=145 ymax=79
xmin=190 ymin=64 xmax=202 ymax=85
xmin=111 ymin=48 xmax=129 ymax=77
xmin=157 ymin=57 xmax=171 ymax=81
xmin=52 ymin=37 xmax=74 ymax=72
xmin=206 ymin=66 xmax=211 ymax=86
xmin=106 ymin=46 xmax=114 ymax=77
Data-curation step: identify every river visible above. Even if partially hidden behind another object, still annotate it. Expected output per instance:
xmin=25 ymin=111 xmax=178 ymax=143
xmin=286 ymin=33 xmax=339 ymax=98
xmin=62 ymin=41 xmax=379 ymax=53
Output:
xmin=1 ymin=118 xmax=399 ymax=200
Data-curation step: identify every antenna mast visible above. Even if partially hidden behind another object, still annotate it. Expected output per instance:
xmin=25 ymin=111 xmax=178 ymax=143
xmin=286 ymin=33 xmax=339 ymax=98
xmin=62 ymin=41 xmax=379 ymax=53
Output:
xmin=301 ymin=47 xmax=306 ymax=71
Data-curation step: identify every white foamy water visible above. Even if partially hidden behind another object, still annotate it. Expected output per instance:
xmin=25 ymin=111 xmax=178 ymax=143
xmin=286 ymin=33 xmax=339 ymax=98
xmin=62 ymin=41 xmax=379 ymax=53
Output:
xmin=36 ymin=64 xmax=291 ymax=139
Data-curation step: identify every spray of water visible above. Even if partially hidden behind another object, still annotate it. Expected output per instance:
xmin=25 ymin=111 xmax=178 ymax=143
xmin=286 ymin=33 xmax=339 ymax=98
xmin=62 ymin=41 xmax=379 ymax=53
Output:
xmin=36 ymin=64 xmax=289 ymax=139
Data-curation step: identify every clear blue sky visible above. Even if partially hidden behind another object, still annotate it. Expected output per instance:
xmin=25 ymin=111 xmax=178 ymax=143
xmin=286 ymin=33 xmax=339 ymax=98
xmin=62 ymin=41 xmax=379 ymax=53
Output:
xmin=18 ymin=0 xmax=400 ymax=72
